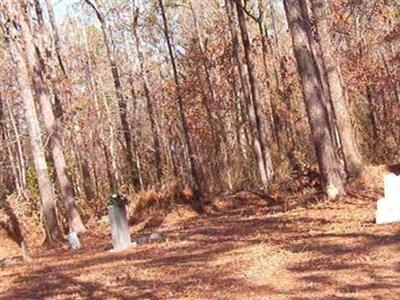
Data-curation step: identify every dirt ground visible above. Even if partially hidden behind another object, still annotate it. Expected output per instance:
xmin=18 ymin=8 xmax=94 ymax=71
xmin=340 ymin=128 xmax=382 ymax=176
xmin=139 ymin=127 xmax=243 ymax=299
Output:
xmin=1 ymin=190 xmax=400 ymax=300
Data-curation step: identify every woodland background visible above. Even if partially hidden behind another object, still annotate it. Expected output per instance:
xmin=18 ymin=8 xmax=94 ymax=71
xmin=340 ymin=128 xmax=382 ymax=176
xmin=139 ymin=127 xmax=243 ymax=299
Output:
xmin=0 ymin=0 xmax=399 ymax=253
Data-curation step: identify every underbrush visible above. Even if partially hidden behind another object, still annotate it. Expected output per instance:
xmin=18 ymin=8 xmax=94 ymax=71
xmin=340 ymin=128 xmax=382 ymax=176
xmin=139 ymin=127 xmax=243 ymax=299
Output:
xmin=1 ymin=163 xmax=392 ymax=260
xmin=127 ymin=180 xmax=198 ymax=231
xmin=0 ymin=192 xmax=42 ymax=260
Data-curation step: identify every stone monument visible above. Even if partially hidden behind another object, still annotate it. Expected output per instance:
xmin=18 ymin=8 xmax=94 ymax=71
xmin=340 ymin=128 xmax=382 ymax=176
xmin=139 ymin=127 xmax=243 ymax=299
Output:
xmin=107 ymin=194 xmax=132 ymax=251
xmin=67 ymin=231 xmax=81 ymax=250
xmin=376 ymin=173 xmax=400 ymax=224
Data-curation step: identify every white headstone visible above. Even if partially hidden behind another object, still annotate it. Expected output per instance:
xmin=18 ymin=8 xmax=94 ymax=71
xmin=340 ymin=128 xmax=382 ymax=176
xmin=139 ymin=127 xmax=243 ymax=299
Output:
xmin=384 ymin=173 xmax=400 ymax=202
xmin=376 ymin=173 xmax=400 ymax=224
xmin=108 ymin=204 xmax=132 ymax=251
xmin=67 ymin=232 xmax=81 ymax=250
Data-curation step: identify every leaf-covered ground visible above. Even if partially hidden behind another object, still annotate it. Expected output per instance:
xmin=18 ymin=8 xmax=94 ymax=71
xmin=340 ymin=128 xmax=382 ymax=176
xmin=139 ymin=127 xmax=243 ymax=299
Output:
xmin=1 ymin=191 xmax=400 ymax=299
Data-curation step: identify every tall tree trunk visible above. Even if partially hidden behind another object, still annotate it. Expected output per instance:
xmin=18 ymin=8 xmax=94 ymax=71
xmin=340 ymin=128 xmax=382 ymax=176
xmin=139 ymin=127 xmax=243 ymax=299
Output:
xmin=302 ymin=2 xmax=338 ymax=151
xmin=283 ymin=0 xmax=345 ymax=199
xmin=310 ymin=0 xmax=364 ymax=177
xmin=32 ymin=0 xmax=86 ymax=233
xmin=132 ymin=9 xmax=163 ymax=184
xmin=159 ymin=0 xmax=202 ymax=208
xmin=366 ymin=83 xmax=379 ymax=140
xmin=188 ymin=0 xmax=222 ymax=156
xmin=35 ymin=0 xmax=64 ymax=118
xmin=226 ymin=0 xmax=262 ymax=184
xmin=43 ymin=0 xmax=68 ymax=78
xmin=0 ymin=95 xmax=17 ymax=194
xmin=4 ymin=98 xmax=26 ymax=190
xmin=3 ymin=1 xmax=61 ymax=241
xmin=78 ymin=9 xmax=120 ymax=193
xmin=233 ymin=0 xmax=274 ymax=188
xmin=257 ymin=0 xmax=283 ymax=156
xmin=85 ymin=0 xmax=139 ymax=189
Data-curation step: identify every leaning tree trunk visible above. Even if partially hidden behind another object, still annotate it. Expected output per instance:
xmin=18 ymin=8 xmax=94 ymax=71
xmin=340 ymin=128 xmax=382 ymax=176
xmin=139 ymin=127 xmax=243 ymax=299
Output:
xmin=43 ymin=0 xmax=68 ymax=78
xmin=283 ymin=0 xmax=345 ymax=199
xmin=32 ymin=0 xmax=86 ymax=233
xmin=2 ymin=1 xmax=61 ymax=242
xmin=310 ymin=0 xmax=363 ymax=177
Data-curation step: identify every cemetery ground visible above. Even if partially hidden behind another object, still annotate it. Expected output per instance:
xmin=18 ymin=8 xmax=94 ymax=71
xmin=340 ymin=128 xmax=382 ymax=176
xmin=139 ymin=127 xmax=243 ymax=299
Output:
xmin=1 ymin=170 xmax=400 ymax=299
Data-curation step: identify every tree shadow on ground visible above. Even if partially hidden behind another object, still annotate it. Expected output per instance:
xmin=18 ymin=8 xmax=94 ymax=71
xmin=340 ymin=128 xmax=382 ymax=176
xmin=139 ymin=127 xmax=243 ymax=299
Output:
xmin=2 ymin=196 xmax=400 ymax=299
xmin=1 ymin=202 xmax=290 ymax=299
xmin=286 ymin=229 xmax=400 ymax=299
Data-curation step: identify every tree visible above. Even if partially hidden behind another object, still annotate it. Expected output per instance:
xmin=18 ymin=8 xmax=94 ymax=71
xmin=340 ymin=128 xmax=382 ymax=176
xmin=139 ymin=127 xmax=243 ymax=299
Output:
xmin=85 ymin=0 xmax=139 ymax=189
xmin=310 ymin=0 xmax=364 ymax=177
xmin=159 ymin=0 xmax=203 ymax=208
xmin=30 ymin=0 xmax=86 ymax=233
xmin=132 ymin=5 xmax=163 ymax=184
xmin=283 ymin=0 xmax=345 ymax=199
xmin=229 ymin=0 xmax=274 ymax=190
xmin=1 ymin=1 xmax=61 ymax=242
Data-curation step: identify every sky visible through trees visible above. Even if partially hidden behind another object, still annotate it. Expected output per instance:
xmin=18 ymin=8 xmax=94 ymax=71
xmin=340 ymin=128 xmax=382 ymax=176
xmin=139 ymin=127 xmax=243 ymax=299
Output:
xmin=0 ymin=0 xmax=399 ymax=297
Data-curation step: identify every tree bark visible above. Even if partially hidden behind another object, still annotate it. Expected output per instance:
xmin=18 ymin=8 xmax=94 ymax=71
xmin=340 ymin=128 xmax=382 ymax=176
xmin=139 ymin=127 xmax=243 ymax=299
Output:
xmin=233 ymin=0 xmax=274 ymax=188
xmin=32 ymin=0 xmax=86 ymax=233
xmin=4 ymin=98 xmax=26 ymax=190
xmin=3 ymin=1 xmax=61 ymax=241
xmin=43 ymin=0 xmax=68 ymax=78
xmin=310 ymin=0 xmax=364 ymax=177
xmin=0 ymin=95 xmax=17 ymax=194
xmin=36 ymin=0 xmax=64 ymax=118
xmin=283 ymin=0 xmax=345 ymax=199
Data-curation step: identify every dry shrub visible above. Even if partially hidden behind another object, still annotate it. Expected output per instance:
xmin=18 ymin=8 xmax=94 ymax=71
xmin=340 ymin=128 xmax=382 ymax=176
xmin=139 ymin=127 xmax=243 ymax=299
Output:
xmin=358 ymin=164 xmax=389 ymax=192
xmin=269 ymin=166 xmax=324 ymax=209
xmin=3 ymin=192 xmax=44 ymax=244
xmin=128 ymin=180 xmax=196 ymax=227
xmin=213 ymin=191 xmax=275 ymax=211
xmin=0 ymin=192 xmax=43 ymax=259
xmin=213 ymin=164 xmax=324 ymax=213
xmin=345 ymin=164 xmax=396 ymax=201
xmin=58 ymin=196 xmax=102 ymax=228
xmin=221 ymin=155 xmax=254 ymax=192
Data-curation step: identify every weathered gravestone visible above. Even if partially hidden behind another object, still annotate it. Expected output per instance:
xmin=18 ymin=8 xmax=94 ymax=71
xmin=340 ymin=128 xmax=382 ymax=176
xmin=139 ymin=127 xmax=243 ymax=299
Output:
xmin=108 ymin=194 xmax=132 ymax=251
xmin=376 ymin=173 xmax=400 ymax=224
xmin=67 ymin=231 xmax=81 ymax=250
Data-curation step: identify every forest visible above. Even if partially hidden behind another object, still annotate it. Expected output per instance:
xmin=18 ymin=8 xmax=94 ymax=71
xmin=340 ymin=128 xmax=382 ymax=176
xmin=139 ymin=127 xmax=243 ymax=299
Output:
xmin=0 ymin=0 xmax=399 ymax=299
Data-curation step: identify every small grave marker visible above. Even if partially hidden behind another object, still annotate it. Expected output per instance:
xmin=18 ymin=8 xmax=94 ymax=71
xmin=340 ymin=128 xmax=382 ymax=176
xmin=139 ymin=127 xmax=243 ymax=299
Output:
xmin=67 ymin=232 xmax=81 ymax=250
xmin=107 ymin=194 xmax=132 ymax=251
xmin=376 ymin=173 xmax=400 ymax=224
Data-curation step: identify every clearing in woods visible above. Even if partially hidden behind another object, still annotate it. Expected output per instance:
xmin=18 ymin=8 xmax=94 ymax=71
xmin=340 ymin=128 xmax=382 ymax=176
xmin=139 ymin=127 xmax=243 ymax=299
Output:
xmin=1 ymin=190 xmax=400 ymax=300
